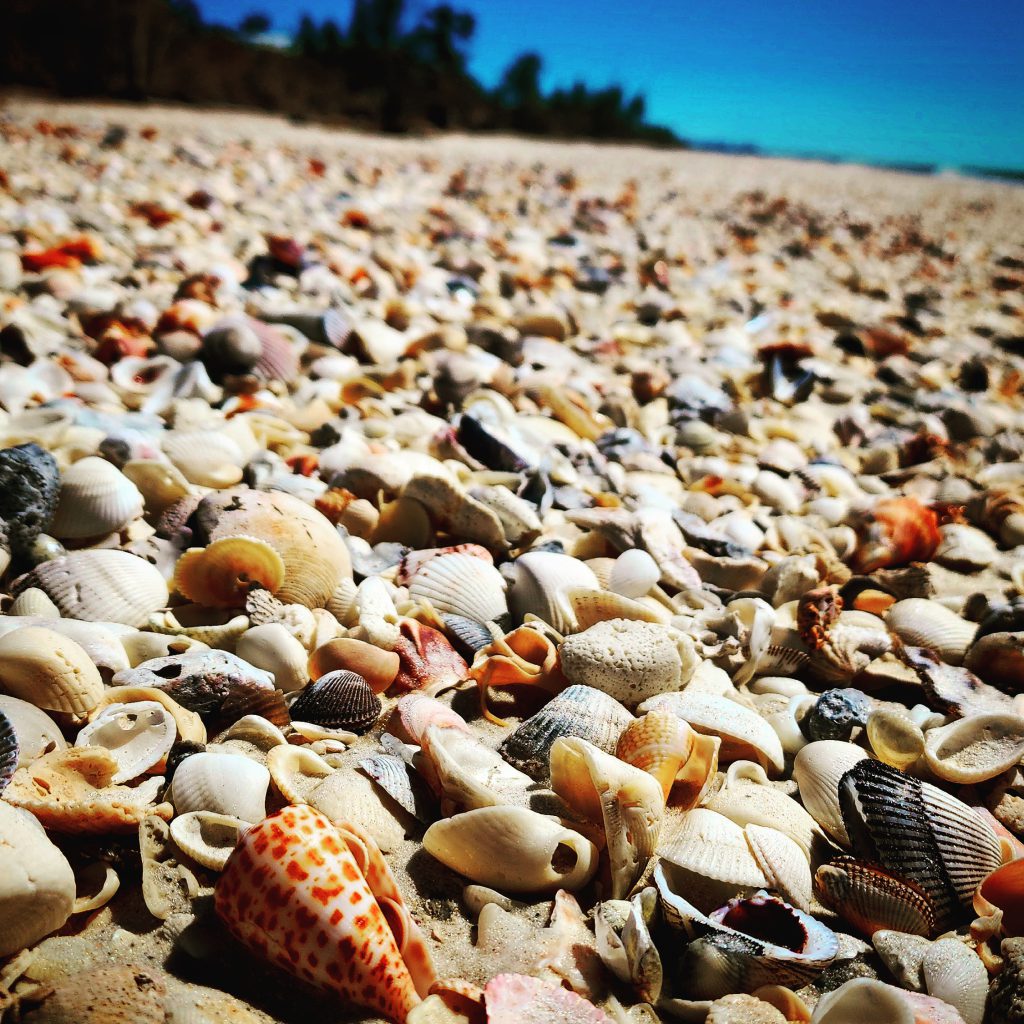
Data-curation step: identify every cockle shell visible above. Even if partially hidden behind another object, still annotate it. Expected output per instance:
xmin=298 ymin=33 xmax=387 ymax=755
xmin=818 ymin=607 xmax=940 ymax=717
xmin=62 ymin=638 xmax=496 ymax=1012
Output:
xmin=170 ymin=751 xmax=269 ymax=822
xmin=839 ymin=759 xmax=1003 ymax=930
xmin=236 ymin=622 xmax=309 ymax=692
xmin=0 ymin=615 xmax=132 ymax=677
xmin=0 ymin=694 xmax=66 ymax=765
xmin=4 ymin=746 xmax=172 ymax=832
xmin=506 ymin=550 xmax=600 ymax=633
xmin=792 ymin=740 xmax=869 ymax=847
xmin=7 ymin=586 xmax=61 ymax=618
xmin=408 ymin=550 xmax=509 ymax=626
xmin=288 ymin=670 xmax=382 ymax=733
xmin=15 ymin=549 xmax=169 ymax=627
xmin=162 ymin=430 xmax=245 ymax=488
xmin=0 ymin=709 xmax=17 ymax=794
xmin=921 ymin=938 xmax=988 ymax=1024
xmin=169 ymin=811 xmax=246 ymax=871
xmin=173 ymin=536 xmax=286 ymax=607
xmin=639 ymin=691 xmax=785 ymax=776
xmin=499 ymin=684 xmax=632 ymax=782
xmin=215 ymin=805 xmax=437 ymax=1023
xmin=75 ymin=701 xmax=177 ymax=784
xmin=308 ymin=637 xmax=400 ymax=693
xmin=0 ymin=801 xmax=76 ymax=957
xmin=745 ymin=825 xmax=813 ymax=912
xmin=48 ymin=455 xmax=144 ymax=538
xmin=566 ymin=586 xmax=671 ymax=629
xmin=423 ymin=805 xmax=598 ymax=894
xmin=615 ymin=709 xmax=720 ymax=807
xmin=550 ymin=736 xmax=664 ymax=898
xmin=885 ymin=600 xmax=977 ymax=665
xmin=922 ymin=713 xmax=1024 ymax=784
xmin=0 ymin=625 xmax=104 ymax=714
xmin=808 ymin=979 xmax=919 ymax=1024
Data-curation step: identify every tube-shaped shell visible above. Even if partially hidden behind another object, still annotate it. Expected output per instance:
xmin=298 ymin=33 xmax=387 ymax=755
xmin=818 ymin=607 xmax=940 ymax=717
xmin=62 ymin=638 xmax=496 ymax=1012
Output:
xmin=169 ymin=751 xmax=269 ymax=822
xmin=922 ymin=713 xmax=1024 ymax=784
xmin=15 ymin=549 xmax=169 ymax=627
xmin=48 ymin=456 xmax=144 ymax=538
xmin=506 ymin=550 xmax=600 ymax=633
xmin=422 ymin=805 xmax=598 ymax=894
xmin=408 ymin=551 xmax=509 ymax=626
xmin=0 ymin=626 xmax=103 ymax=715
xmin=885 ymin=600 xmax=977 ymax=666
xmin=792 ymin=741 xmax=869 ymax=847
xmin=74 ymin=701 xmax=177 ymax=784
xmin=921 ymin=939 xmax=988 ymax=1024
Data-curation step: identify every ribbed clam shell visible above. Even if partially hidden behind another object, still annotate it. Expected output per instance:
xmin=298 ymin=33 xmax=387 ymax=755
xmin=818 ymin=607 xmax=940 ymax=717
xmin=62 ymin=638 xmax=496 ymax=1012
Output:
xmin=922 ymin=712 xmax=1024 ymax=784
xmin=0 ymin=709 xmax=18 ymax=794
xmin=248 ymin=318 xmax=299 ymax=383
xmin=162 ymin=430 xmax=245 ymax=489
xmin=16 ymin=549 xmax=169 ymax=627
xmin=358 ymin=753 xmax=436 ymax=824
xmin=48 ymin=456 xmax=144 ymax=538
xmin=567 ymin=587 xmax=669 ymax=629
xmin=609 ymin=548 xmax=661 ymax=599
xmin=173 ymin=536 xmax=286 ymax=607
xmin=441 ymin=613 xmax=496 ymax=659
xmin=507 ymin=550 xmax=600 ymax=633
xmin=7 ymin=587 xmax=61 ymax=618
xmin=745 ymin=825 xmax=812 ymax=912
xmin=838 ymin=759 xmax=1003 ymax=930
xmin=0 ymin=625 xmax=104 ymax=715
xmin=885 ymin=600 xmax=977 ymax=665
xmin=169 ymin=811 xmax=246 ymax=871
xmin=408 ymin=552 xmax=509 ymax=626
xmin=288 ymin=671 xmax=381 ymax=733
xmin=498 ymin=684 xmax=633 ymax=781
xmin=0 ymin=694 xmax=66 ymax=764
xmin=792 ymin=741 xmax=869 ymax=847
xmin=74 ymin=701 xmax=177 ymax=785
xmin=169 ymin=751 xmax=269 ymax=823
xmin=814 ymin=857 xmax=938 ymax=937
xmin=921 ymin=938 xmax=988 ymax=1024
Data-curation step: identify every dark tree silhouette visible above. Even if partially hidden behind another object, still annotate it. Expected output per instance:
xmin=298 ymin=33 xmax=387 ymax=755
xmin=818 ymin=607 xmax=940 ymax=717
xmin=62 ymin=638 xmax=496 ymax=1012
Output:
xmin=238 ymin=11 xmax=271 ymax=36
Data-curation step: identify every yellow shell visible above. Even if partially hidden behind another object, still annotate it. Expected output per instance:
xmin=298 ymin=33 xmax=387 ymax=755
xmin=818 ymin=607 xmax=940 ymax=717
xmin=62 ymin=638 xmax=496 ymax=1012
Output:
xmin=174 ymin=535 xmax=287 ymax=608
xmin=0 ymin=626 xmax=104 ymax=715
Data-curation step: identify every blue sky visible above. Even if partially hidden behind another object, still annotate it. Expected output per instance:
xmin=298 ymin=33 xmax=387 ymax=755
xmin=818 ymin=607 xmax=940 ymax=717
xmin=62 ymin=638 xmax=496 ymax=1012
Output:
xmin=197 ymin=0 xmax=1024 ymax=169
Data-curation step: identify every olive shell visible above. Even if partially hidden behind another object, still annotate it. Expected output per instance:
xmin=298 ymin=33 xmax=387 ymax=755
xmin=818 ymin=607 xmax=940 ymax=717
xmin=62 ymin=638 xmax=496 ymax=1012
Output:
xmin=288 ymin=670 xmax=381 ymax=733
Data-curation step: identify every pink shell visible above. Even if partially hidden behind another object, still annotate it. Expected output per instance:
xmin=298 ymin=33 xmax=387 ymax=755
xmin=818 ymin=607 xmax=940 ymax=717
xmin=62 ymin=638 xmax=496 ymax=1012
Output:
xmin=388 ymin=692 xmax=469 ymax=746
xmin=484 ymin=974 xmax=612 ymax=1024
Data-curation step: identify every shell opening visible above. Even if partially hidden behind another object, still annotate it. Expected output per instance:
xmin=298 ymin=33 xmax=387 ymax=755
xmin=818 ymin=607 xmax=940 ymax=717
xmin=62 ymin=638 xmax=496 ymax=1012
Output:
xmin=550 ymin=841 xmax=580 ymax=876
xmin=379 ymin=895 xmax=410 ymax=955
xmin=719 ymin=897 xmax=807 ymax=953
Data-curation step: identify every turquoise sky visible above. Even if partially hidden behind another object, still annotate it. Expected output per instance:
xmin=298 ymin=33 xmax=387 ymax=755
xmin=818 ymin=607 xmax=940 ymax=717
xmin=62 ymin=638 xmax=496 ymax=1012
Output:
xmin=198 ymin=0 xmax=1024 ymax=169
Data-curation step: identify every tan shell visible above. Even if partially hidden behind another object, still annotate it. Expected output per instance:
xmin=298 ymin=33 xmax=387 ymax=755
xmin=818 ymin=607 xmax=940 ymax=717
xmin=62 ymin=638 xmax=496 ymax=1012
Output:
xmin=423 ymin=805 xmax=598 ymax=894
xmin=147 ymin=607 xmax=250 ymax=648
xmin=75 ymin=701 xmax=177 ymax=784
xmin=120 ymin=631 xmax=211 ymax=667
xmin=745 ymin=824 xmax=813 ymax=912
xmin=48 ymin=456 xmax=145 ymax=538
xmin=639 ymin=692 xmax=785 ymax=776
xmin=0 ymin=626 xmax=104 ymax=714
xmin=0 ymin=694 xmax=66 ymax=765
xmin=867 ymin=708 xmax=925 ymax=771
xmin=169 ymin=811 xmax=247 ymax=871
xmin=7 ymin=586 xmax=60 ymax=618
xmin=0 ymin=801 xmax=77 ymax=957
xmin=922 ymin=713 xmax=1024 ymax=784
xmin=89 ymin=685 xmax=206 ymax=744
xmin=885 ymin=599 xmax=977 ymax=665
xmin=506 ymin=550 xmax=600 ymax=633
xmin=4 ymin=746 xmax=173 ymax=832
xmin=306 ymin=766 xmax=416 ymax=853
xmin=16 ymin=549 xmax=169 ymax=627
xmin=162 ymin=430 xmax=245 ymax=488
xmin=793 ymin=740 xmax=870 ymax=847
xmin=267 ymin=744 xmax=335 ymax=803
xmin=308 ymin=637 xmax=400 ymax=693
xmin=566 ymin=587 xmax=671 ymax=629
xmin=173 ymin=536 xmax=286 ymax=607
xmin=236 ymin=623 xmax=310 ymax=692
xmin=122 ymin=458 xmax=192 ymax=519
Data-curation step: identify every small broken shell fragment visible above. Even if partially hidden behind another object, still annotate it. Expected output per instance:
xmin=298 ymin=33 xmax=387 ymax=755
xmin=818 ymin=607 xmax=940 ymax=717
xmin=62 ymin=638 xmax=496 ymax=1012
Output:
xmin=922 ymin=713 xmax=1024 ymax=784
xmin=170 ymin=811 xmax=247 ymax=871
xmin=867 ymin=707 xmax=925 ymax=771
xmin=74 ymin=700 xmax=177 ymax=784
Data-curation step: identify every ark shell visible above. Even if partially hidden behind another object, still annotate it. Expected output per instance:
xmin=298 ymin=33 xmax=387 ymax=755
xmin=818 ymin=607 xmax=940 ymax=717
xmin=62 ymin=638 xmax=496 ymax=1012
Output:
xmin=287 ymin=670 xmax=382 ymax=733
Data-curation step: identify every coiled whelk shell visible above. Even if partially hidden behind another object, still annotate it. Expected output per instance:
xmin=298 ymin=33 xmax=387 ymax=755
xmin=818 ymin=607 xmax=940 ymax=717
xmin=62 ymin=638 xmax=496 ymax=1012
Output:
xmin=75 ymin=701 xmax=177 ymax=784
xmin=48 ymin=455 xmax=145 ymax=539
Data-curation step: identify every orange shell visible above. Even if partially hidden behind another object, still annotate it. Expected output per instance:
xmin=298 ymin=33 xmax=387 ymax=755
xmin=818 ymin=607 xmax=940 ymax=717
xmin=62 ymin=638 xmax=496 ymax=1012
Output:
xmin=974 ymin=858 xmax=1024 ymax=937
xmin=391 ymin=619 xmax=469 ymax=696
xmin=853 ymin=497 xmax=940 ymax=572
xmin=469 ymin=625 xmax=564 ymax=726
xmin=308 ymin=637 xmax=400 ymax=694
xmin=174 ymin=536 xmax=286 ymax=607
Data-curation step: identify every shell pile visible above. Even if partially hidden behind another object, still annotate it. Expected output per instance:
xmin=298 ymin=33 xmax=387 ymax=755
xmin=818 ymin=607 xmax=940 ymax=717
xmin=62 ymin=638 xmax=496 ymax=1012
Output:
xmin=0 ymin=99 xmax=1023 ymax=1024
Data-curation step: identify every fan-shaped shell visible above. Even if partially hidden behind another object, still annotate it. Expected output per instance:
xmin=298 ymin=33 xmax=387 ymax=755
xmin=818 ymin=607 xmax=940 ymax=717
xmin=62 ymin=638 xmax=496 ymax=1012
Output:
xmin=885 ymin=600 xmax=977 ymax=665
xmin=306 ymin=766 xmax=416 ymax=853
xmin=169 ymin=750 xmax=269 ymax=823
xmin=809 ymin=979 xmax=915 ymax=1024
xmin=15 ymin=549 xmax=169 ymax=627
xmin=566 ymin=587 xmax=670 ymax=629
xmin=408 ymin=551 xmax=509 ymax=626
xmin=7 ymin=587 xmax=60 ymax=618
xmin=507 ymin=550 xmax=600 ymax=633
xmin=173 ymin=536 xmax=286 ymax=607
xmin=0 ymin=694 xmax=66 ymax=765
xmin=0 ymin=626 xmax=104 ymax=714
xmin=48 ymin=456 xmax=144 ymax=538
xmin=921 ymin=938 xmax=987 ymax=1024
xmin=745 ymin=825 xmax=813 ymax=912
xmin=170 ymin=811 xmax=246 ymax=871
xmin=498 ymin=684 xmax=633 ymax=782
xmin=922 ymin=712 xmax=1024 ymax=784
xmin=75 ymin=701 xmax=177 ymax=784
xmin=792 ymin=741 xmax=869 ymax=847
xmin=308 ymin=637 xmax=399 ymax=693
xmin=288 ymin=670 xmax=382 ymax=733
xmin=162 ymin=430 xmax=245 ymax=488
xmin=423 ymin=805 xmax=598 ymax=894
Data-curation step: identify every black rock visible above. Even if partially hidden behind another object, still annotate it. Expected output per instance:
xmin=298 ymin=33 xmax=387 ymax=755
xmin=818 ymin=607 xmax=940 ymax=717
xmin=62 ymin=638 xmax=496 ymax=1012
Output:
xmin=805 ymin=687 xmax=872 ymax=741
xmin=0 ymin=443 xmax=60 ymax=558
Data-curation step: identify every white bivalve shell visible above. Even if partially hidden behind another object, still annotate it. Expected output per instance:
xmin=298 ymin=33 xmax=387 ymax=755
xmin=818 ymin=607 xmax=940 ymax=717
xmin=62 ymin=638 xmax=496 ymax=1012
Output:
xmin=169 ymin=751 xmax=269 ymax=823
xmin=75 ymin=701 xmax=177 ymax=784
xmin=48 ymin=456 xmax=145 ymax=539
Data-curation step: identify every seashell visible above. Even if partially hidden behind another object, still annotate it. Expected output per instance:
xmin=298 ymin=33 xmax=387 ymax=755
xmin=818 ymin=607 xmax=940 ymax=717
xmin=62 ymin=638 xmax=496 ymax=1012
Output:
xmin=122 ymin=458 xmax=192 ymax=520
xmin=266 ymin=744 xmax=334 ymax=803
xmin=792 ymin=740 xmax=869 ymax=847
xmin=326 ymin=575 xmax=358 ymax=624
xmin=639 ymin=692 xmax=785 ymax=776
xmin=216 ymin=804 xmax=436 ymax=1022
xmin=657 ymin=809 xmax=768 ymax=911
xmin=706 ymin=994 xmax=788 ymax=1024
xmin=974 ymin=858 xmax=1024 ymax=938
xmin=609 ymin=548 xmax=661 ymax=599
xmin=4 ymin=746 xmax=172 ymax=832
xmin=75 ymin=701 xmax=177 ymax=784
xmin=387 ymin=692 xmax=470 ymax=746
xmin=804 ymin=687 xmax=872 ymax=742
xmin=16 ymin=549 xmax=169 ymax=627
xmin=839 ymin=758 xmax=1003 ymax=930
xmin=221 ymin=713 xmax=288 ymax=750
xmin=403 ymin=469 xmax=506 ymax=550
xmin=867 ymin=707 xmax=925 ymax=771
xmin=498 ymin=684 xmax=632 ymax=782
xmin=90 ymin=685 xmax=206 ymax=745
xmin=762 ymin=692 xmax=816 ymax=756
xmin=169 ymin=750 xmax=269 ymax=822
xmin=0 ymin=708 xmax=17 ymax=794
xmin=814 ymin=856 xmax=938 ymax=937
xmin=872 ymin=929 xmax=931 ymax=991
xmin=0 ymin=694 xmax=67 ymax=765
xmin=923 ymin=713 xmax=1024 ymax=784
xmin=0 ymin=801 xmax=77 ymax=957
xmin=236 ymin=622 xmax=309 ymax=692
xmin=288 ymin=670 xmax=382 ymax=733
xmin=506 ymin=550 xmax=599 ymax=633
xmin=8 ymin=586 xmax=61 ymax=619
xmin=173 ymin=536 xmax=286 ymax=607
xmin=190 ymin=488 xmax=352 ymax=608
xmin=423 ymin=805 xmax=598 ymax=894
xmin=922 ymin=938 xmax=988 ymax=1024
xmin=467 ymin=484 xmax=542 ymax=546
xmin=703 ymin=761 xmax=826 ymax=863
xmin=0 ymin=615 xmax=133 ymax=677
xmin=852 ymin=497 xmax=941 ymax=573
xmin=0 ymin=625 xmax=104 ymax=714
xmin=169 ymin=810 xmax=246 ymax=871
xmin=566 ymin=586 xmax=670 ymax=629
xmin=308 ymin=636 xmax=400 ymax=693
xmin=408 ymin=551 xmax=509 ymax=626
xmin=934 ymin=523 xmax=998 ymax=572
xmin=745 ymin=824 xmax=813 ymax=912
xmin=162 ymin=430 xmax=245 ymax=488
xmin=550 ymin=736 xmax=664 ymax=898
xmin=562 ymin=619 xmax=697 ymax=706
xmin=391 ymin=618 xmax=470 ymax=695
xmin=483 ymin=973 xmax=612 ymax=1024
xmin=615 ymin=709 xmax=720 ymax=807
xmin=594 ymin=888 xmax=663 ymax=1004
xmin=809 ymin=979 xmax=915 ymax=1024
xmin=359 ymin=753 xmax=436 ymax=824
xmin=48 ymin=456 xmax=144 ymax=538
xmin=886 ymin=599 xmax=977 ymax=665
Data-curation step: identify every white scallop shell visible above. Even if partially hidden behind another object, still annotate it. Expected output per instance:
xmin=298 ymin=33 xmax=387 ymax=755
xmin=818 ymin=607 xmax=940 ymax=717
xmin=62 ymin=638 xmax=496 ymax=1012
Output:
xmin=7 ymin=587 xmax=60 ymax=618
xmin=921 ymin=938 xmax=987 ymax=1024
xmin=408 ymin=552 xmax=508 ymax=625
xmin=885 ymin=599 xmax=977 ymax=666
xmin=169 ymin=811 xmax=247 ymax=871
xmin=507 ymin=550 xmax=599 ymax=633
xmin=792 ymin=740 xmax=869 ymax=847
xmin=745 ymin=824 xmax=813 ymax=912
xmin=168 ymin=751 xmax=269 ymax=823
xmin=48 ymin=457 xmax=145 ymax=539
xmin=922 ymin=713 xmax=1024 ymax=784
xmin=75 ymin=701 xmax=177 ymax=784
xmin=810 ymin=979 xmax=914 ymax=1024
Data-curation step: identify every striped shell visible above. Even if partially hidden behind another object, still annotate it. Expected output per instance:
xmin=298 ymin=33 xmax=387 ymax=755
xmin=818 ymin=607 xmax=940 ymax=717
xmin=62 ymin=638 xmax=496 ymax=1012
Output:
xmin=745 ymin=824 xmax=813 ymax=912
xmin=0 ymin=626 xmax=104 ymax=715
xmin=169 ymin=750 xmax=270 ymax=823
xmin=48 ymin=456 xmax=144 ymax=538
xmin=15 ymin=549 xmax=169 ymax=627
xmin=7 ymin=587 xmax=60 ymax=618
xmin=308 ymin=637 xmax=400 ymax=693
xmin=885 ymin=600 xmax=977 ymax=665
xmin=792 ymin=740 xmax=869 ymax=847
xmin=921 ymin=939 xmax=988 ymax=1024
xmin=173 ymin=536 xmax=286 ymax=607
xmin=408 ymin=551 xmax=509 ymax=626
xmin=0 ymin=708 xmax=18 ymax=794
xmin=162 ymin=430 xmax=245 ymax=489
xmin=288 ymin=671 xmax=382 ymax=733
